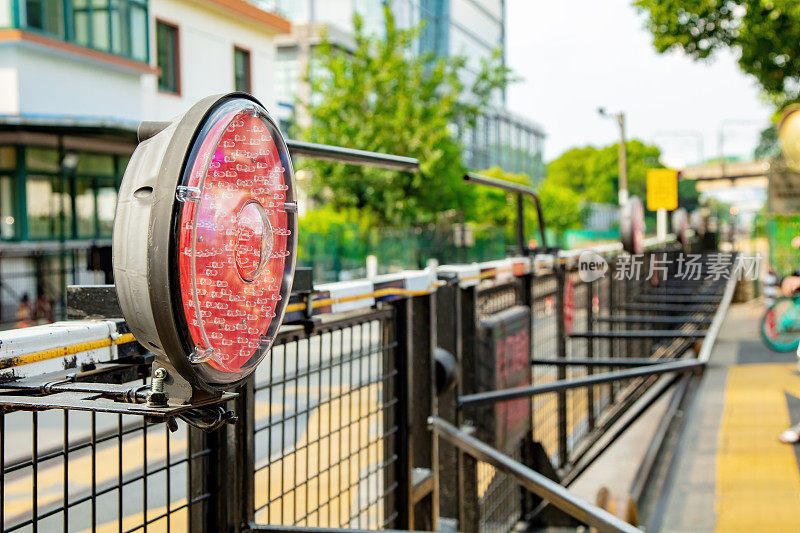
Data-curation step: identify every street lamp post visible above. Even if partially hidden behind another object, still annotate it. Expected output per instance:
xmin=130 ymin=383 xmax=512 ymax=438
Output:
xmin=599 ymin=108 xmax=628 ymax=206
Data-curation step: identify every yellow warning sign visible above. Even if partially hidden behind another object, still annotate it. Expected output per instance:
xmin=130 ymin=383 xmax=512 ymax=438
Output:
xmin=646 ymin=168 xmax=678 ymax=211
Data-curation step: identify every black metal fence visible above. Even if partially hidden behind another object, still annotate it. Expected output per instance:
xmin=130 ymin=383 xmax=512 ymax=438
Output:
xmin=1 ymin=242 xmax=734 ymax=533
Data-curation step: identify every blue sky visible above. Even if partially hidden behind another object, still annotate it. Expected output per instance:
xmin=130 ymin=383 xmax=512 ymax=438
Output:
xmin=505 ymin=0 xmax=774 ymax=167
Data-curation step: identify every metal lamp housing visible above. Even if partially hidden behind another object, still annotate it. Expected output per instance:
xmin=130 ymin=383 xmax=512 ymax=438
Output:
xmin=113 ymin=93 xmax=297 ymax=391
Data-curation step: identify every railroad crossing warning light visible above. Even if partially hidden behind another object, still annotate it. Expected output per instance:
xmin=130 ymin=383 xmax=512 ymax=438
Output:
xmin=779 ymin=104 xmax=800 ymax=171
xmin=113 ymin=93 xmax=297 ymax=393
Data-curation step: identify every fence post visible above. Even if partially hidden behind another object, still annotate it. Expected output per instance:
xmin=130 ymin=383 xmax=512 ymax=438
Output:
xmin=455 ymin=285 xmax=480 ymax=533
xmin=554 ymin=265 xmax=569 ymax=469
xmin=435 ymin=279 xmax=462 ymax=523
xmin=390 ymin=293 xmax=438 ymax=530
xmin=586 ymin=279 xmax=596 ymax=431
xmin=607 ymin=260 xmax=617 ymax=404
xmin=193 ymin=376 xmax=255 ymax=532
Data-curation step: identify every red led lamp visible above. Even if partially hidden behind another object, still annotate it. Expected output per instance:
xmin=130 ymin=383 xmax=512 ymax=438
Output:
xmin=113 ymin=94 xmax=297 ymax=394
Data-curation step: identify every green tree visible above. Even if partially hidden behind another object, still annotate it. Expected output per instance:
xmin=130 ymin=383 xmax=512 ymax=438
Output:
xmin=678 ymin=179 xmax=701 ymax=213
xmin=545 ymin=140 xmax=663 ymax=204
xmin=634 ymin=0 xmax=800 ymax=107
xmin=537 ymin=179 xmax=584 ymax=233
xmin=463 ymin=166 xmax=579 ymax=238
xmin=299 ymin=5 xmax=514 ymax=226
xmin=754 ymin=125 xmax=780 ymax=158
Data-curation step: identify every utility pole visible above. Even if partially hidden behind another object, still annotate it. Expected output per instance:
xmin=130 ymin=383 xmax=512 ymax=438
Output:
xmin=599 ymin=108 xmax=628 ymax=206
xmin=617 ymin=112 xmax=628 ymax=206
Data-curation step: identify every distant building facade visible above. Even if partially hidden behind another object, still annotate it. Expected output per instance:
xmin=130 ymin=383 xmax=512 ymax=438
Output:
xmin=0 ymin=0 xmax=289 ymax=326
xmin=271 ymin=0 xmax=545 ymax=181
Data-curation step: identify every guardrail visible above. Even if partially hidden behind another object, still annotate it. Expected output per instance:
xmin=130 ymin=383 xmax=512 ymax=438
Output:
xmin=0 ymin=236 xmax=739 ymax=532
xmin=0 ymin=136 xmax=735 ymax=533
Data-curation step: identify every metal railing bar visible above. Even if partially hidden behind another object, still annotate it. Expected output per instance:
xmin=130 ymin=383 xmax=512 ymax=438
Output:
xmin=530 ymin=357 xmax=667 ymax=367
xmin=427 ymin=416 xmax=641 ymax=533
xmin=247 ymin=525 xmax=417 ymax=533
xmin=458 ymin=359 xmax=704 ymax=407
xmin=698 ymin=260 xmax=741 ymax=363
xmin=617 ymin=303 xmax=714 ymax=313
xmin=463 ymin=172 xmax=549 ymax=252
xmin=527 ymin=374 xmax=686 ymax=525
xmin=594 ymin=315 xmax=713 ymax=324
xmin=632 ymin=295 xmax=721 ymax=303
xmin=568 ymin=330 xmax=707 ymax=339
xmin=560 ymin=373 xmax=683 ymax=488
xmin=285 ymin=140 xmax=419 ymax=172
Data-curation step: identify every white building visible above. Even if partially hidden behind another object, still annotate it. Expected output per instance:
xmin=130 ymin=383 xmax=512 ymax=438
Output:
xmin=0 ymin=0 xmax=290 ymax=327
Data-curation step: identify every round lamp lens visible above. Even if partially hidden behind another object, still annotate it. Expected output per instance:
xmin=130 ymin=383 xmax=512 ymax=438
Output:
xmin=176 ymin=100 xmax=294 ymax=375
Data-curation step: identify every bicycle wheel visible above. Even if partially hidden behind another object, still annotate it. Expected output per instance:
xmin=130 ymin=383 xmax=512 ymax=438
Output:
xmin=760 ymin=297 xmax=800 ymax=352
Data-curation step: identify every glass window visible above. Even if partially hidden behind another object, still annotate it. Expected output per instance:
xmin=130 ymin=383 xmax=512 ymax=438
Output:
xmin=24 ymin=0 xmax=64 ymax=37
xmin=97 ymin=183 xmax=117 ymax=237
xmin=110 ymin=0 xmax=146 ymax=61
xmin=26 ymin=175 xmax=73 ymax=239
xmin=26 ymin=147 xmax=60 ymax=172
xmin=90 ymin=0 xmax=110 ymax=50
xmin=72 ymin=0 xmax=91 ymax=46
xmin=21 ymin=0 xmax=146 ymax=61
xmin=75 ymin=178 xmax=96 ymax=237
xmin=157 ymin=21 xmax=180 ymax=93
xmin=0 ymin=176 xmax=15 ymax=239
xmin=129 ymin=3 xmax=147 ymax=62
xmin=234 ymin=47 xmax=251 ymax=93
xmin=0 ymin=146 xmax=15 ymax=170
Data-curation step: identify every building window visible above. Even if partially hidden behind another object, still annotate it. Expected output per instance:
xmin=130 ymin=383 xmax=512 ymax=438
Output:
xmin=75 ymin=177 xmax=96 ymax=238
xmin=26 ymin=175 xmax=73 ymax=240
xmin=23 ymin=0 xmax=65 ymax=37
xmin=234 ymin=46 xmax=251 ymax=93
xmin=110 ymin=0 xmax=149 ymax=61
xmin=22 ymin=0 xmax=148 ymax=62
xmin=156 ymin=20 xmax=180 ymax=94
xmin=4 ymin=147 xmax=127 ymax=241
xmin=0 ymin=176 xmax=15 ymax=240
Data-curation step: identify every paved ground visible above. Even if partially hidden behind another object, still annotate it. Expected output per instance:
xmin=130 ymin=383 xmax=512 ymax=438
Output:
xmin=654 ymin=299 xmax=800 ymax=533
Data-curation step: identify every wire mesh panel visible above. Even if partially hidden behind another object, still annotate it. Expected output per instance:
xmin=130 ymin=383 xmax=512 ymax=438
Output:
xmin=251 ymin=309 xmax=399 ymax=529
xmin=0 ymin=405 xmax=210 ymax=532
xmin=476 ymin=281 xmax=522 ymax=321
xmin=565 ymin=271 xmax=590 ymax=456
xmin=530 ymin=273 xmax=559 ymax=463
xmin=473 ymin=448 xmax=524 ymax=533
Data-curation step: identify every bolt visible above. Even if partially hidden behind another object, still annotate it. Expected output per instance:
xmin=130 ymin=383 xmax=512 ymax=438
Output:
xmin=152 ymin=368 xmax=167 ymax=394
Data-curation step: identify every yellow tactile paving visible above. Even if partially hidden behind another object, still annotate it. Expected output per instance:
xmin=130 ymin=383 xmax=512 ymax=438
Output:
xmin=715 ymin=362 xmax=800 ymax=532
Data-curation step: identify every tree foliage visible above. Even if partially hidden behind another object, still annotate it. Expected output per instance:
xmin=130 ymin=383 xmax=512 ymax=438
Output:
xmin=634 ymin=0 xmax=800 ymax=106
xmin=463 ymin=166 xmax=580 ymax=238
xmin=545 ymin=140 xmax=663 ymax=204
xmin=299 ymin=5 xmax=514 ymax=226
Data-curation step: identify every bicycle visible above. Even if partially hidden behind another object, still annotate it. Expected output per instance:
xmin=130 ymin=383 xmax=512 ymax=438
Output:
xmin=760 ymin=291 xmax=800 ymax=352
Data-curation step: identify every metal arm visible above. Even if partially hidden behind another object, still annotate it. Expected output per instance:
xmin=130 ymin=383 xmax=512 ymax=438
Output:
xmin=286 ymin=139 xmax=420 ymax=172
xmin=462 ymin=172 xmax=549 ymax=253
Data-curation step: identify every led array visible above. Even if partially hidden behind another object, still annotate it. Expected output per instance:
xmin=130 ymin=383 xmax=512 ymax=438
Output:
xmin=178 ymin=110 xmax=290 ymax=373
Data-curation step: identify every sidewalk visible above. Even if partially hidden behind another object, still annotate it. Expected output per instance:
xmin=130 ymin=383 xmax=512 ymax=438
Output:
xmin=654 ymin=299 xmax=800 ymax=532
